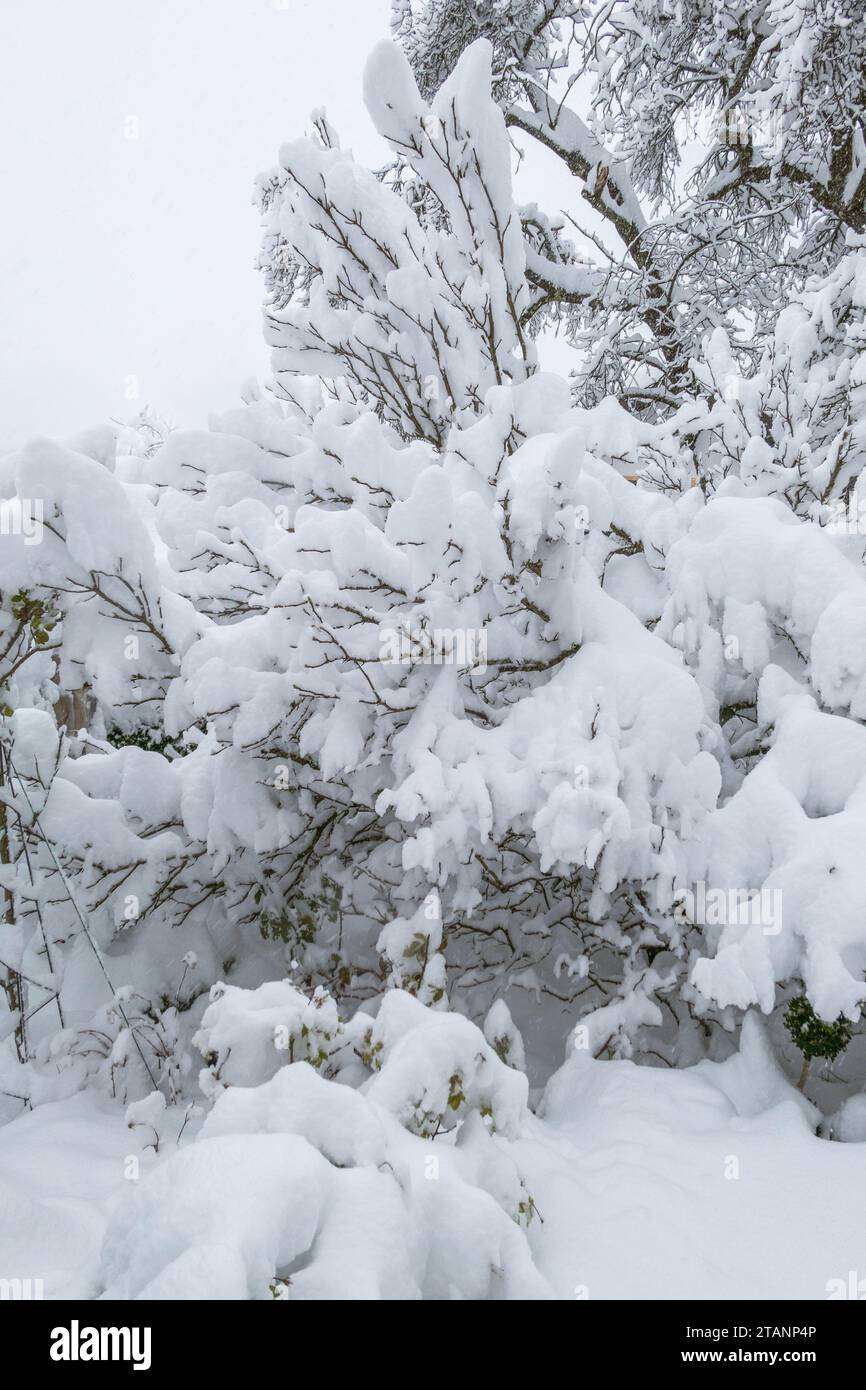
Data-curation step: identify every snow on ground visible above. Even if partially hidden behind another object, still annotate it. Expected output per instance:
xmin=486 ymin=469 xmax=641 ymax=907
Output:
xmin=520 ymin=1061 xmax=863 ymax=1300
xmin=0 ymin=1094 xmax=136 ymax=1298
xmin=1 ymin=1027 xmax=863 ymax=1300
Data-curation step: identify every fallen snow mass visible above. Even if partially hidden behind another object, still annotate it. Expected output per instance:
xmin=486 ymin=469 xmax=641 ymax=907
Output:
xmin=1 ymin=1015 xmax=863 ymax=1301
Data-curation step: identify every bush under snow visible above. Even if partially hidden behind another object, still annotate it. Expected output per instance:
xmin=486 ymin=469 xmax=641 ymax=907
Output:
xmin=2 ymin=0 xmax=866 ymax=1300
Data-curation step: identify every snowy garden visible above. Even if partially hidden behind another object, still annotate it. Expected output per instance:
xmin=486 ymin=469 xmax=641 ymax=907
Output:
xmin=2 ymin=0 xmax=866 ymax=1301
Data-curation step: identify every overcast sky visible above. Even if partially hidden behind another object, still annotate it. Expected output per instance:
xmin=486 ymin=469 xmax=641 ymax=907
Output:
xmin=1 ymin=0 xmax=391 ymax=451
xmin=2 ymin=0 xmax=598 ymax=455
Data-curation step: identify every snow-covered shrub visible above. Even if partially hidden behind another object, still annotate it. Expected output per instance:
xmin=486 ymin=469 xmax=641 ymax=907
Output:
xmin=362 ymin=989 xmax=529 ymax=1138
xmin=195 ymin=979 xmax=343 ymax=1095
xmin=100 ymin=990 xmax=548 ymax=1299
xmin=2 ymin=0 xmax=866 ymax=1177
xmin=483 ymin=998 xmax=526 ymax=1073
xmin=3 ymin=0 xmax=866 ymax=1304
xmin=377 ymin=894 xmax=447 ymax=1006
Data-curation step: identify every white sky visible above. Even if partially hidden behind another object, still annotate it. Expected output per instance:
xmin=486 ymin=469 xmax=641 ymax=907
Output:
xmin=1 ymin=0 xmax=390 ymax=451
xmin=1 ymin=0 xmax=601 ymax=454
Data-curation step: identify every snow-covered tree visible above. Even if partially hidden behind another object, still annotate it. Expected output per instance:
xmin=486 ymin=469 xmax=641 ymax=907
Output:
xmin=392 ymin=0 xmax=866 ymax=429
xmin=3 ymin=1 xmax=866 ymax=1304
xmin=4 ymin=6 xmax=866 ymax=1106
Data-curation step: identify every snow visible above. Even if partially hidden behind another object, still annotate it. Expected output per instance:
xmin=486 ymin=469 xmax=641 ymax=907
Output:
xmin=194 ymin=979 xmax=343 ymax=1094
xmin=4 ymin=0 xmax=866 ymax=1309
xmin=828 ymin=1094 xmax=866 ymax=1143
xmin=527 ymin=1049 xmax=863 ymax=1301
xmin=2 ymin=1030 xmax=864 ymax=1300
xmin=0 ymin=1094 xmax=136 ymax=1299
